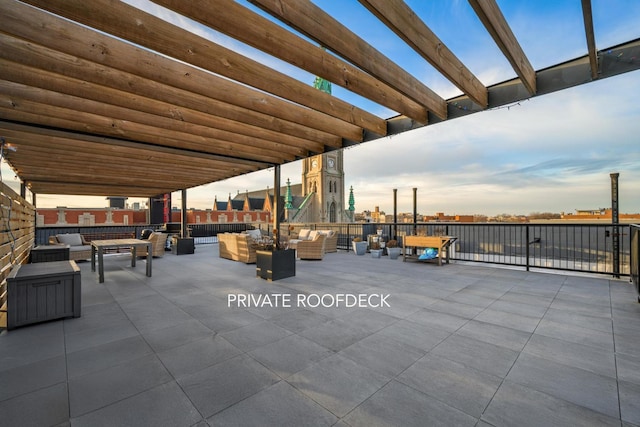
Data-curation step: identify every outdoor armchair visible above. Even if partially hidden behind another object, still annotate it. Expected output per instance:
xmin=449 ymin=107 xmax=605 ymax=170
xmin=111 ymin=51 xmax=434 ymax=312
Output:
xmin=139 ymin=232 xmax=168 ymax=258
xmin=296 ymin=233 xmax=326 ymax=260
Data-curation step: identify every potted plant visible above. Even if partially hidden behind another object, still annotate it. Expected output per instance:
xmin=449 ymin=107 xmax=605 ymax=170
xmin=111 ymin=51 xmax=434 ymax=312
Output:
xmin=386 ymin=239 xmax=402 ymax=260
xmin=352 ymin=237 xmax=367 ymax=255
xmin=370 ymin=241 xmax=383 ymax=258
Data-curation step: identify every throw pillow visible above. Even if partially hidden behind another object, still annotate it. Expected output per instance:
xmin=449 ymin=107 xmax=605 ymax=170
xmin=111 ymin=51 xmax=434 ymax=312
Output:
xmin=57 ymin=233 xmax=83 ymax=246
xmin=298 ymin=229 xmax=311 ymax=240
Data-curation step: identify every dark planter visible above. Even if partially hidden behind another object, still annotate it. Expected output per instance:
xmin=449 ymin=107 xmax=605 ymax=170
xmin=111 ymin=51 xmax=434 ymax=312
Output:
xmin=171 ymin=237 xmax=195 ymax=255
xmin=256 ymin=249 xmax=296 ymax=281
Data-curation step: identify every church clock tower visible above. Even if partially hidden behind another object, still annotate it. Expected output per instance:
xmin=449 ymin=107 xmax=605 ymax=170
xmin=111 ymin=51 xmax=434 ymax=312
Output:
xmin=301 ymin=150 xmax=346 ymax=223
xmin=297 ymin=73 xmax=349 ymax=223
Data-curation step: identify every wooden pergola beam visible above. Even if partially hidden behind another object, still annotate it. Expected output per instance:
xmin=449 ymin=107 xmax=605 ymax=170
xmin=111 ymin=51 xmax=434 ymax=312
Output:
xmin=0 ymin=60 xmax=338 ymax=150
xmin=468 ymin=0 xmax=536 ymax=95
xmin=358 ymin=0 xmax=488 ymax=108
xmin=0 ymin=104 xmax=294 ymax=165
xmin=6 ymin=142 xmax=239 ymax=174
xmin=581 ymin=0 xmax=599 ymax=80
xmin=24 ymin=181 xmax=179 ymax=197
xmin=0 ymin=80 xmax=320 ymax=157
xmin=0 ymin=4 xmax=360 ymax=143
xmin=4 ymin=139 xmax=254 ymax=174
xmin=248 ymin=0 xmax=447 ymax=120
xmin=0 ymin=53 xmax=340 ymax=152
xmin=18 ymin=0 xmax=385 ymax=137
xmin=0 ymin=121 xmax=268 ymax=170
xmin=147 ymin=0 xmax=430 ymax=123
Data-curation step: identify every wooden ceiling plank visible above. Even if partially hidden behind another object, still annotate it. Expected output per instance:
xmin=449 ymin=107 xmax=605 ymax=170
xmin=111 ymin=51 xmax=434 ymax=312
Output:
xmin=11 ymin=157 xmax=227 ymax=184
xmin=580 ymin=0 xmax=599 ymax=80
xmin=0 ymin=22 xmax=358 ymax=144
xmin=0 ymin=59 xmax=338 ymax=150
xmin=5 ymin=137 xmax=249 ymax=173
xmin=0 ymin=119 xmax=270 ymax=197
xmin=0 ymin=121 xmax=267 ymax=170
xmin=0 ymin=102 xmax=295 ymax=164
xmin=158 ymin=0 xmax=440 ymax=123
xmin=13 ymin=168 xmax=218 ymax=188
xmin=6 ymin=145 xmax=237 ymax=175
xmin=358 ymin=0 xmax=488 ymax=108
xmin=0 ymin=80 xmax=319 ymax=156
xmin=16 ymin=0 xmax=383 ymax=137
xmin=16 ymin=168 xmax=226 ymax=188
xmin=25 ymin=181 xmax=179 ymax=197
xmin=6 ymin=148 xmax=234 ymax=177
xmin=468 ymin=0 xmax=536 ymax=94
xmin=0 ymin=48 xmax=340 ymax=149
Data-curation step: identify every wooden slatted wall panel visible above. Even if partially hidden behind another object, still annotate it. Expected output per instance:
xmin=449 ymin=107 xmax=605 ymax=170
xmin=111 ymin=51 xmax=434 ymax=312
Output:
xmin=0 ymin=181 xmax=35 ymax=328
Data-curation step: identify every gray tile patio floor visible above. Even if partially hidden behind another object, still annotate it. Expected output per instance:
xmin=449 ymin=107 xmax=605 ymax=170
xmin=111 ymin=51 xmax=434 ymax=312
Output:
xmin=2 ymin=243 xmax=640 ymax=426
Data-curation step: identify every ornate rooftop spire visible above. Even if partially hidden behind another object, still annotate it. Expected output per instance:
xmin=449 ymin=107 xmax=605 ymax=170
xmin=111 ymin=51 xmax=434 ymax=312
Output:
xmin=284 ymin=178 xmax=293 ymax=209
xmin=348 ymin=186 xmax=355 ymax=211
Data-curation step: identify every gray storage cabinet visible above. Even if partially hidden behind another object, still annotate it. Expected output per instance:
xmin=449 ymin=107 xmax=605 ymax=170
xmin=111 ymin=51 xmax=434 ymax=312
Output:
xmin=7 ymin=260 xmax=81 ymax=329
xmin=30 ymin=245 xmax=70 ymax=263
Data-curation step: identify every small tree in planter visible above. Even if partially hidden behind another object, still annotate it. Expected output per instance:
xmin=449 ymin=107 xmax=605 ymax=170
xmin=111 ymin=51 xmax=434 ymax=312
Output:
xmin=386 ymin=239 xmax=402 ymax=260
xmin=352 ymin=237 xmax=367 ymax=255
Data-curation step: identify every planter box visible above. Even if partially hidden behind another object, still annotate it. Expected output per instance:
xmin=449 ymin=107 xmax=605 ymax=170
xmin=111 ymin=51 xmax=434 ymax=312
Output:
xmin=370 ymin=249 xmax=383 ymax=258
xmin=171 ymin=237 xmax=195 ymax=255
xmin=7 ymin=260 xmax=81 ymax=330
xmin=256 ymin=249 xmax=296 ymax=281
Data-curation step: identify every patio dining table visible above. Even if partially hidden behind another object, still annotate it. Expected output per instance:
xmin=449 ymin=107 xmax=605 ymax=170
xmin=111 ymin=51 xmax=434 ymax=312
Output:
xmin=91 ymin=239 xmax=152 ymax=283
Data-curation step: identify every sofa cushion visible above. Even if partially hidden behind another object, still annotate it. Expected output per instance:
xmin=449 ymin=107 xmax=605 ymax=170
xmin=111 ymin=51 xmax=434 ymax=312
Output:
xmin=308 ymin=230 xmax=320 ymax=240
xmin=56 ymin=233 xmax=83 ymax=246
xmin=69 ymin=245 xmax=91 ymax=253
xmin=245 ymin=229 xmax=262 ymax=241
xmin=298 ymin=229 xmax=311 ymax=240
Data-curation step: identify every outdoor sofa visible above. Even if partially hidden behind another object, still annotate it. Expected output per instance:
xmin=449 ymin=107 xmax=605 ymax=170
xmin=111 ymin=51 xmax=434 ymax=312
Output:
xmin=48 ymin=233 xmax=92 ymax=261
xmin=218 ymin=229 xmax=263 ymax=264
xmin=290 ymin=229 xmax=337 ymax=253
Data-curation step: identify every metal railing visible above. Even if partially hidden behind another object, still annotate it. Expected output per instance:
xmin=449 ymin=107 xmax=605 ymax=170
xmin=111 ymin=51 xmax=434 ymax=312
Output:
xmin=34 ymin=223 xmax=253 ymax=246
xmin=271 ymin=222 xmax=633 ymax=276
xmin=36 ymin=222 xmax=635 ymax=277
xmin=631 ymin=225 xmax=640 ymax=292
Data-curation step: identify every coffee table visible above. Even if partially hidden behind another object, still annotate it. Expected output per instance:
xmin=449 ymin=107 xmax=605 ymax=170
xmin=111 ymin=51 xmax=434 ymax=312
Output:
xmin=91 ymin=239 xmax=152 ymax=283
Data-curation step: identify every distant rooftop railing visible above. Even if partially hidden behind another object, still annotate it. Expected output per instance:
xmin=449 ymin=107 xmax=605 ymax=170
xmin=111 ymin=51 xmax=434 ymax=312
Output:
xmin=631 ymin=225 xmax=640 ymax=294
xmin=36 ymin=222 xmax=635 ymax=277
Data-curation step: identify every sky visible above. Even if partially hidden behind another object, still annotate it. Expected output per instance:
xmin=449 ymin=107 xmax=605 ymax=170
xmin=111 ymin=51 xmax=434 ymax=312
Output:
xmin=8 ymin=0 xmax=640 ymax=216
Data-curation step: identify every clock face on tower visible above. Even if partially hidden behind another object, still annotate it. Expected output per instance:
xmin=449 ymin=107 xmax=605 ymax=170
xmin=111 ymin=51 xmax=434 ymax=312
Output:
xmin=328 ymin=158 xmax=335 ymax=168
xmin=311 ymin=159 xmax=318 ymax=169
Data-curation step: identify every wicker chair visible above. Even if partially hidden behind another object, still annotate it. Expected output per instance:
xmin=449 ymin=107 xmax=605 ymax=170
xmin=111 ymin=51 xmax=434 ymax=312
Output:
xmin=218 ymin=233 xmax=257 ymax=263
xmin=296 ymin=234 xmax=326 ymax=260
xmin=139 ymin=232 xmax=168 ymax=258
xmin=318 ymin=230 xmax=338 ymax=253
